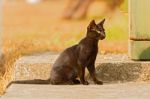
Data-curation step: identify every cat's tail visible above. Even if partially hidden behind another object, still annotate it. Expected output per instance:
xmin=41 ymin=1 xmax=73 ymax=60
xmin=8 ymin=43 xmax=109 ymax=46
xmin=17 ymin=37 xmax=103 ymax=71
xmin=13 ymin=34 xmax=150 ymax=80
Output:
xmin=7 ymin=78 xmax=51 ymax=88
xmin=13 ymin=79 xmax=51 ymax=84
xmin=15 ymin=79 xmax=51 ymax=84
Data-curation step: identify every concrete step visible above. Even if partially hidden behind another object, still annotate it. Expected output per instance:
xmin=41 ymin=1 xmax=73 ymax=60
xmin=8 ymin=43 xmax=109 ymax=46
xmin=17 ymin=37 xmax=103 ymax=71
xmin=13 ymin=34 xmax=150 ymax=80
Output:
xmin=2 ymin=82 xmax=150 ymax=99
xmin=13 ymin=53 xmax=150 ymax=83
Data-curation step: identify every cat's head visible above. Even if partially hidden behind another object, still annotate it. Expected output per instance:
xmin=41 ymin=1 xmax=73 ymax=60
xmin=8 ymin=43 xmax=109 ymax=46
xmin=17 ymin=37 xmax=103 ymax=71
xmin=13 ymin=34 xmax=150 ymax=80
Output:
xmin=87 ymin=19 xmax=106 ymax=40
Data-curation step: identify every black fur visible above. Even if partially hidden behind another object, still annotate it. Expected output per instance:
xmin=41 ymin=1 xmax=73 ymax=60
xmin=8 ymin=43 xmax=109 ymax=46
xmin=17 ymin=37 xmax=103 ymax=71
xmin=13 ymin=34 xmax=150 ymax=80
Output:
xmin=50 ymin=19 xmax=106 ymax=85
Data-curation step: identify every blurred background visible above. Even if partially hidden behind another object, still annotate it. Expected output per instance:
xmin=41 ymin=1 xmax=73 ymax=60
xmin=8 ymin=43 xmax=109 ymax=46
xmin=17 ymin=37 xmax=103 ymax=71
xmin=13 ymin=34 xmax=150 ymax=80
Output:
xmin=3 ymin=0 xmax=128 ymax=55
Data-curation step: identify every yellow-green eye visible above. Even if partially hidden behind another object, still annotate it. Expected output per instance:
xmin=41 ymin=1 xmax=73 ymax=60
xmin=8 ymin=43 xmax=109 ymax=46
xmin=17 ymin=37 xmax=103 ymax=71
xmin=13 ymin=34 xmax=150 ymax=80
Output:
xmin=91 ymin=28 xmax=100 ymax=33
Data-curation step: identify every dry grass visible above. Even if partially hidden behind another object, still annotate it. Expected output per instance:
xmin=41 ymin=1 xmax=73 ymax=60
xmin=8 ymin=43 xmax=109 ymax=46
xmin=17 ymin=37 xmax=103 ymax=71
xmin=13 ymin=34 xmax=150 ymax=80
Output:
xmin=0 ymin=48 xmax=20 ymax=95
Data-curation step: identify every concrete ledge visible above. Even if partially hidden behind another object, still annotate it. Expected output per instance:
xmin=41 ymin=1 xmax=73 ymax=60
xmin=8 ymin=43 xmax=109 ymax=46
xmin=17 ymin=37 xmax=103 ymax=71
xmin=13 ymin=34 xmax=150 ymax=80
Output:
xmin=14 ymin=53 xmax=150 ymax=83
xmin=92 ymin=62 xmax=150 ymax=83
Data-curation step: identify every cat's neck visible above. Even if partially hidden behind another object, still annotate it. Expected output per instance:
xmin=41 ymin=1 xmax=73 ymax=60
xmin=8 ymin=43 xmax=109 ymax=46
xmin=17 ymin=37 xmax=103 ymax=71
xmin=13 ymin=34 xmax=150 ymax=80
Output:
xmin=86 ymin=36 xmax=99 ymax=43
xmin=80 ymin=36 xmax=99 ymax=46
xmin=86 ymin=31 xmax=99 ymax=43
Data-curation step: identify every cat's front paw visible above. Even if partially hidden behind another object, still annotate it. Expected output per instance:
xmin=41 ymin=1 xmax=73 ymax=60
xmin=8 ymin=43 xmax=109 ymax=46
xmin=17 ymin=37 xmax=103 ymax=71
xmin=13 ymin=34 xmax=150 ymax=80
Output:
xmin=94 ymin=80 xmax=103 ymax=85
xmin=83 ymin=81 xmax=89 ymax=85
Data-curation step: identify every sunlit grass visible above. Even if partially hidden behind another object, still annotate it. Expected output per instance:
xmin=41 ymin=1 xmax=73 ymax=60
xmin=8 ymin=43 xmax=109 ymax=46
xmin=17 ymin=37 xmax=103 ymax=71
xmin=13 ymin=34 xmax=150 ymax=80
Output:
xmin=0 ymin=47 xmax=20 ymax=95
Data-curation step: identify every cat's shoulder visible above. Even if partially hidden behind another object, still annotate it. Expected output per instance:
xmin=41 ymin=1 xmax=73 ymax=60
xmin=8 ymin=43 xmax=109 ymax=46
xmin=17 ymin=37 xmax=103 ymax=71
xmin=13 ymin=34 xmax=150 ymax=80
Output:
xmin=63 ymin=44 xmax=79 ymax=52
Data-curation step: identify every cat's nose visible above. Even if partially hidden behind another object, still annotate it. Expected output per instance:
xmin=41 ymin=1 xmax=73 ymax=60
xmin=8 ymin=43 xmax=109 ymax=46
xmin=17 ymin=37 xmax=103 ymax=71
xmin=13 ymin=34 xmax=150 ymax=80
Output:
xmin=100 ymin=33 xmax=106 ymax=40
xmin=101 ymin=36 xmax=105 ymax=40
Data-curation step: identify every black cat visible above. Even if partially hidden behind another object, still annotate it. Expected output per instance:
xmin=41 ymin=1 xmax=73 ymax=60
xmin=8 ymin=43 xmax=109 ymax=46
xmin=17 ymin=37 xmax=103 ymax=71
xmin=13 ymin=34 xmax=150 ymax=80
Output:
xmin=50 ymin=19 xmax=106 ymax=85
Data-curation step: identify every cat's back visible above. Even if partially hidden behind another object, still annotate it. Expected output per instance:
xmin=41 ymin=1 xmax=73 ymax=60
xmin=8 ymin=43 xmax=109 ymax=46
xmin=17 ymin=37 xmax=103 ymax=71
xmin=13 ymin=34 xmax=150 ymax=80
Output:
xmin=53 ymin=44 xmax=79 ymax=66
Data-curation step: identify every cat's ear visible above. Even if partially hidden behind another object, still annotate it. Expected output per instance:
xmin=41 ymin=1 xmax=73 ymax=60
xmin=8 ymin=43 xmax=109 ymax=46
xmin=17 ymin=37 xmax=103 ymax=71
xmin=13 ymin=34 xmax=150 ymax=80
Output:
xmin=98 ymin=19 xmax=105 ymax=26
xmin=88 ymin=20 xmax=96 ymax=30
